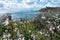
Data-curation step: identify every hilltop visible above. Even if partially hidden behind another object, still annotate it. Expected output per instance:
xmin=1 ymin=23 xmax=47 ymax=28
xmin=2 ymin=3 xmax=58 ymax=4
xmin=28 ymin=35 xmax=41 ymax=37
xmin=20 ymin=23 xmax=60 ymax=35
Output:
xmin=39 ymin=7 xmax=60 ymax=13
xmin=32 ymin=7 xmax=60 ymax=25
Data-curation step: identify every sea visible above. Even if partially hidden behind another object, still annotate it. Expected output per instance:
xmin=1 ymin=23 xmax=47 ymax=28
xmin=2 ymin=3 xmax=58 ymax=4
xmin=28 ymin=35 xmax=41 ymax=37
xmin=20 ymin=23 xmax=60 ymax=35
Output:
xmin=11 ymin=11 xmax=39 ymax=21
xmin=0 ymin=11 xmax=40 ymax=21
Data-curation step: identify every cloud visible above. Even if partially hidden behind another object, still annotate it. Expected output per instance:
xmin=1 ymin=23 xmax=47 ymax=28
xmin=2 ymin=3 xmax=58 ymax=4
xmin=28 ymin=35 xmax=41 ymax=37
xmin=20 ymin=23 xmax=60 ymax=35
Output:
xmin=40 ymin=0 xmax=47 ymax=2
xmin=3 ymin=0 xmax=35 ymax=9
xmin=43 ymin=2 xmax=58 ymax=7
xmin=3 ymin=0 xmax=41 ymax=11
xmin=0 ymin=0 xmax=60 ymax=13
xmin=23 ymin=0 xmax=35 ymax=3
xmin=50 ymin=0 xmax=60 ymax=4
xmin=0 ymin=3 xmax=4 ymax=8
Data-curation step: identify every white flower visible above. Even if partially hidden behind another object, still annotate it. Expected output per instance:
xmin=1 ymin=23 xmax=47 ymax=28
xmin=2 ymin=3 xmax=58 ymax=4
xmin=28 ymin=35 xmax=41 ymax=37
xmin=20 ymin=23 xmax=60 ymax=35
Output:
xmin=49 ymin=27 xmax=52 ymax=31
xmin=52 ymin=27 xmax=55 ymax=29
xmin=2 ymin=18 xmax=9 ymax=26
xmin=45 ymin=33 xmax=48 ymax=36
xmin=39 ymin=31 xmax=43 ymax=35
xmin=46 ymin=21 xmax=50 ymax=23
xmin=41 ymin=16 xmax=46 ymax=19
xmin=57 ymin=25 xmax=60 ymax=29
xmin=29 ymin=30 xmax=31 ymax=32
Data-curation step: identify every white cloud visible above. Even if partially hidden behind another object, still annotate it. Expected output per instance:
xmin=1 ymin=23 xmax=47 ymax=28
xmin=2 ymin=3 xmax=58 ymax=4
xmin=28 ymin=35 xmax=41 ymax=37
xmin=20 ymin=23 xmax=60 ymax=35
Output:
xmin=51 ymin=0 xmax=60 ymax=3
xmin=23 ymin=0 xmax=35 ymax=3
xmin=3 ymin=0 xmax=40 ymax=11
xmin=4 ymin=0 xmax=17 ymax=3
xmin=44 ymin=2 xmax=58 ymax=7
xmin=0 ymin=0 xmax=60 ymax=14
xmin=0 ymin=1 xmax=34 ymax=13
xmin=0 ymin=0 xmax=44 ymax=11
xmin=40 ymin=0 xmax=47 ymax=2
xmin=3 ymin=0 xmax=35 ymax=9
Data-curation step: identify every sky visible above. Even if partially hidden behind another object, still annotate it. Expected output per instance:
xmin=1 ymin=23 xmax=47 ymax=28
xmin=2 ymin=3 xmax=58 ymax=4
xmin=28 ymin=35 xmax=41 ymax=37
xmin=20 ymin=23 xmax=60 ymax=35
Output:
xmin=0 ymin=0 xmax=60 ymax=13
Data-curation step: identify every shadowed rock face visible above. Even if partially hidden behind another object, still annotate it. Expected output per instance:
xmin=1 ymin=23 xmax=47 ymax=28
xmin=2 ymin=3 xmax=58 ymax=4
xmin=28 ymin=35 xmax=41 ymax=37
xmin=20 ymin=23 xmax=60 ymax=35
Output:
xmin=39 ymin=7 xmax=60 ymax=12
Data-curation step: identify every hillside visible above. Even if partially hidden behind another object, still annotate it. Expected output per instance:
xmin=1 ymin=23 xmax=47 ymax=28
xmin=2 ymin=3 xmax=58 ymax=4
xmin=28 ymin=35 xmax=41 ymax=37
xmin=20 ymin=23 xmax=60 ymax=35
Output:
xmin=32 ymin=7 xmax=60 ymax=25
xmin=39 ymin=7 xmax=60 ymax=13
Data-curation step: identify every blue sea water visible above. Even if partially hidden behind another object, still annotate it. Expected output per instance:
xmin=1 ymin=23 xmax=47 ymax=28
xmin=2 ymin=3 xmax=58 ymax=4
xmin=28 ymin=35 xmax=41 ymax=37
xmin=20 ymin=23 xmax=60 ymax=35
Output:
xmin=11 ymin=11 xmax=39 ymax=21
